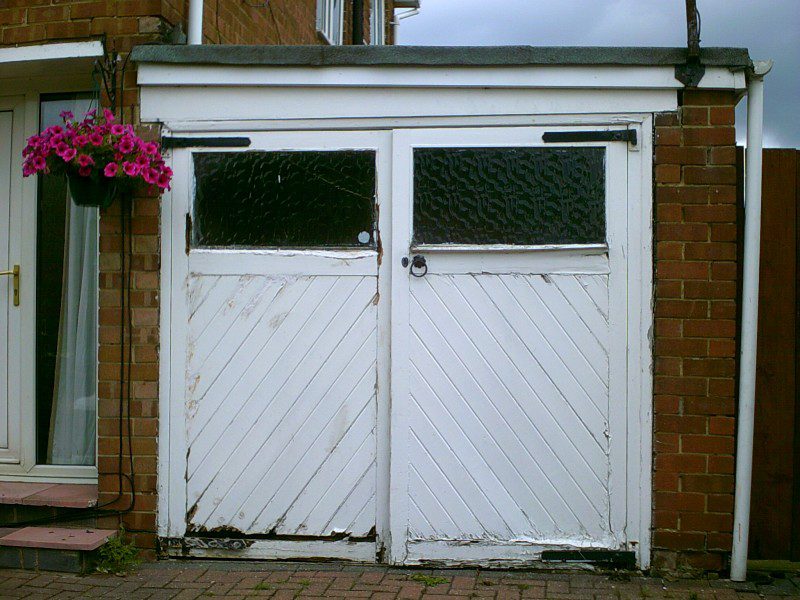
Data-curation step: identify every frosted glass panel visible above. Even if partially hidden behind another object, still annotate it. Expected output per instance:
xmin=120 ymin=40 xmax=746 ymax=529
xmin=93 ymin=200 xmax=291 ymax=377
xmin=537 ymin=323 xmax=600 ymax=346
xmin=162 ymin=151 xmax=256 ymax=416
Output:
xmin=413 ymin=147 xmax=606 ymax=245
xmin=193 ymin=151 xmax=376 ymax=248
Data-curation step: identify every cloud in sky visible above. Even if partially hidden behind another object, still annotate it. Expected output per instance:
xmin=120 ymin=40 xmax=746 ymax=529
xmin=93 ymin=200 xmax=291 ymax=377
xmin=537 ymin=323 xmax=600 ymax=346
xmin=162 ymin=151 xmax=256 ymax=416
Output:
xmin=397 ymin=0 xmax=800 ymax=148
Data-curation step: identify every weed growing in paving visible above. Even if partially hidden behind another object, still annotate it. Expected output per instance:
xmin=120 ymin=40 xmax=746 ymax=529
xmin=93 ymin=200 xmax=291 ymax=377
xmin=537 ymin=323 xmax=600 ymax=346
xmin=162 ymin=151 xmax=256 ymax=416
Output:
xmin=95 ymin=527 xmax=140 ymax=575
xmin=410 ymin=574 xmax=449 ymax=587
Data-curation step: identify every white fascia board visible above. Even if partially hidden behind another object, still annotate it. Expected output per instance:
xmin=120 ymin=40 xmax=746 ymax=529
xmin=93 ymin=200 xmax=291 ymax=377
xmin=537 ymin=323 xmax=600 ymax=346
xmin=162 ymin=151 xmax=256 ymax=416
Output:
xmin=139 ymin=86 xmax=677 ymax=124
xmin=137 ymin=63 xmax=744 ymax=91
xmin=0 ymin=40 xmax=104 ymax=64
xmin=0 ymin=40 xmax=104 ymax=81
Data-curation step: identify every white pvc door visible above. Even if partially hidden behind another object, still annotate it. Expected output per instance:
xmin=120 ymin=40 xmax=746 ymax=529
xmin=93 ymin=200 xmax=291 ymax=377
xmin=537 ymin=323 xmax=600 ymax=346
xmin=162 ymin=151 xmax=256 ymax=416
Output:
xmin=0 ymin=108 xmax=20 ymax=466
xmin=174 ymin=131 xmax=391 ymax=552
xmin=389 ymin=127 xmax=631 ymax=564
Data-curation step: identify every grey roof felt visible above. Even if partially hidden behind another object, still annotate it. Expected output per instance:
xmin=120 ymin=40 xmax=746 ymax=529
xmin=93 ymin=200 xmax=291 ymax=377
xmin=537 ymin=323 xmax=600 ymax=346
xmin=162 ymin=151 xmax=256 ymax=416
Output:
xmin=131 ymin=45 xmax=751 ymax=69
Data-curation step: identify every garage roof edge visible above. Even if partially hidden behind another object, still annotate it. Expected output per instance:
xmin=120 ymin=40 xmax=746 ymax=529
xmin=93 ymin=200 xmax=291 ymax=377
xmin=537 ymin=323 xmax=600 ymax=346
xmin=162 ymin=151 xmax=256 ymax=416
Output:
xmin=130 ymin=45 xmax=751 ymax=69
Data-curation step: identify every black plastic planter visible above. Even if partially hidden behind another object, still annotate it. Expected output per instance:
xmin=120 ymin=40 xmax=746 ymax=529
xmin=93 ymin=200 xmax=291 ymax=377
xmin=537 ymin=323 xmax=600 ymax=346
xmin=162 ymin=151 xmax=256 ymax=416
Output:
xmin=67 ymin=174 xmax=117 ymax=209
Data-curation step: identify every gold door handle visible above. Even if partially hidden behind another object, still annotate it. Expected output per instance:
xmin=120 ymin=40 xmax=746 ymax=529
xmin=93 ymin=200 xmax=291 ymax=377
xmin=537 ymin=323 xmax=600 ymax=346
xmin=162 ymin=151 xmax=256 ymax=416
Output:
xmin=0 ymin=265 xmax=19 ymax=306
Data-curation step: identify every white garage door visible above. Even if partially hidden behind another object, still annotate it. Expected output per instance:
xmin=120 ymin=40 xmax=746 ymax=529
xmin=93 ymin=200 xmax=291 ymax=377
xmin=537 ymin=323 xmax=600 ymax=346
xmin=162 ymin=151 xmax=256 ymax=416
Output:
xmin=176 ymin=131 xmax=391 ymax=557
xmin=389 ymin=127 xmax=631 ymax=564
xmin=169 ymin=126 xmax=641 ymax=565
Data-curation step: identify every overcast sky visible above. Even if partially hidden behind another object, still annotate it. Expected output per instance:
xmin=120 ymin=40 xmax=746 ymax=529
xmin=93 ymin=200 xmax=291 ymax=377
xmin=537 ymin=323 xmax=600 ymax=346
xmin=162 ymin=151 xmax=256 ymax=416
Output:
xmin=397 ymin=0 xmax=800 ymax=148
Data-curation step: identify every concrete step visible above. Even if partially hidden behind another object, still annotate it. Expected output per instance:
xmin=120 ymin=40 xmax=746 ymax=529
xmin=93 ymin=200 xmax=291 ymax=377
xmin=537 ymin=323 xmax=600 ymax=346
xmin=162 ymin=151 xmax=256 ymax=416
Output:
xmin=0 ymin=526 xmax=116 ymax=573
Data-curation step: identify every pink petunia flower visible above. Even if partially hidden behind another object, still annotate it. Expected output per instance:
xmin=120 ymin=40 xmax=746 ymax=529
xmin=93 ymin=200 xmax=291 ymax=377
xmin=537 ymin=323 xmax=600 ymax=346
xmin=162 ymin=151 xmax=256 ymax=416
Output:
xmin=61 ymin=148 xmax=77 ymax=162
xmin=104 ymin=162 xmax=119 ymax=178
xmin=78 ymin=165 xmax=92 ymax=177
xmin=142 ymin=141 xmax=159 ymax=156
xmin=110 ymin=124 xmax=125 ymax=136
xmin=103 ymin=108 xmax=115 ymax=122
xmin=134 ymin=153 xmax=150 ymax=167
xmin=157 ymin=171 xmax=171 ymax=190
xmin=122 ymin=161 xmax=140 ymax=177
xmin=32 ymin=156 xmax=46 ymax=170
xmin=89 ymin=132 xmax=103 ymax=146
xmin=74 ymin=135 xmax=88 ymax=147
xmin=59 ymin=110 xmax=74 ymax=121
xmin=142 ymin=167 xmax=159 ymax=184
xmin=77 ymin=154 xmax=94 ymax=167
xmin=117 ymin=136 xmax=135 ymax=154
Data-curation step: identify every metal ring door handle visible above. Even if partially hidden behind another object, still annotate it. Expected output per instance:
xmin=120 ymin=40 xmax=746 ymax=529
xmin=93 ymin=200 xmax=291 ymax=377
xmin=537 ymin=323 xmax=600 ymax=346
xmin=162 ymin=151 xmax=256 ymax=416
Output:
xmin=410 ymin=255 xmax=428 ymax=278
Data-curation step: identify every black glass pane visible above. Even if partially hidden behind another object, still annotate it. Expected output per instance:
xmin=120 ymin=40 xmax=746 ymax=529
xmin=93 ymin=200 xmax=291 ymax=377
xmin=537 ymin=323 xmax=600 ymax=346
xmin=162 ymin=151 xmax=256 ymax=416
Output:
xmin=193 ymin=151 xmax=376 ymax=248
xmin=413 ymin=147 xmax=606 ymax=245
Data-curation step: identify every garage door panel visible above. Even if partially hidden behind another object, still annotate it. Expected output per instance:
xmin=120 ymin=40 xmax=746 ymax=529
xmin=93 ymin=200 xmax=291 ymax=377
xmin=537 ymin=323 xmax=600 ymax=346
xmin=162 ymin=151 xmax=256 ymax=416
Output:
xmin=408 ymin=304 xmax=596 ymax=531
xmin=408 ymin=273 xmax=611 ymax=542
xmin=187 ymin=275 xmax=287 ymax=382
xmin=186 ymin=275 xmax=314 ymax=452
xmin=186 ymin=274 xmax=377 ymax=535
xmin=414 ymin=275 xmax=609 ymax=455
xmin=244 ymin=389 xmax=377 ymax=536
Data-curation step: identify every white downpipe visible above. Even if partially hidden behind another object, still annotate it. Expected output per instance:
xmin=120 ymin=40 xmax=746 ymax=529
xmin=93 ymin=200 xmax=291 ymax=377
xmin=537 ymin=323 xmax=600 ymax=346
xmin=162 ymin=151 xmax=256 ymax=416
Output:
xmin=187 ymin=0 xmax=204 ymax=45
xmin=730 ymin=59 xmax=772 ymax=583
xmin=391 ymin=8 xmax=419 ymax=44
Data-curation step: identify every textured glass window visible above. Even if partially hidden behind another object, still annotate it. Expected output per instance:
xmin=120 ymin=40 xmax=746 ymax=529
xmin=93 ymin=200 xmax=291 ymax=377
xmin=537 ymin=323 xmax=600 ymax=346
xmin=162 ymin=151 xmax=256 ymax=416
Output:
xmin=413 ymin=147 xmax=606 ymax=245
xmin=193 ymin=151 xmax=376 ymax=248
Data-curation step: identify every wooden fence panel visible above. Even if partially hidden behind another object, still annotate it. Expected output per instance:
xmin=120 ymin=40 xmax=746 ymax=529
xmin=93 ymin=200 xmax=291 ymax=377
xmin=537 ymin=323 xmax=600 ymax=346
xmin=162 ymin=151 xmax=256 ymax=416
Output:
xmin=750 ymin=149 xmax=800 ymax=560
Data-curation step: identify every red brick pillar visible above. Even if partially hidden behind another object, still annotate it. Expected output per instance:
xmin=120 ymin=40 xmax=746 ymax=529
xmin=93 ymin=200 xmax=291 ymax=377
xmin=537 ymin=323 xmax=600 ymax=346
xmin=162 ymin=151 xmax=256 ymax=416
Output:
xmin=652 ymin=90 xmax=740 ymax=572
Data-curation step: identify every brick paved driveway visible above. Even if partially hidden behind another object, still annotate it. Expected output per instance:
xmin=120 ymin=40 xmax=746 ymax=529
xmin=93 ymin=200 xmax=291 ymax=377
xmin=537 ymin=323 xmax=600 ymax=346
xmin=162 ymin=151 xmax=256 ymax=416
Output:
xmin=1 ymin=561 xmax=799 ymax=599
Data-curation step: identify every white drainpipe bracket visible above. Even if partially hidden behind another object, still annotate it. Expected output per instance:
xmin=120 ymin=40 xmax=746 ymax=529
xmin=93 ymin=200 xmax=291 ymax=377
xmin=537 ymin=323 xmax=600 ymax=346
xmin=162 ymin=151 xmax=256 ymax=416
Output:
xmin=730 ymin=57 xmax=773 ymax=583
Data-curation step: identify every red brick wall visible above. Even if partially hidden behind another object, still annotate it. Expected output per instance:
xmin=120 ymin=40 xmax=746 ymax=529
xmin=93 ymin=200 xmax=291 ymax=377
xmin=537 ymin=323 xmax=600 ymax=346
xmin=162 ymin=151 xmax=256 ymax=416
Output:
xmin=652 ymin=90 xmax=740 ymax=572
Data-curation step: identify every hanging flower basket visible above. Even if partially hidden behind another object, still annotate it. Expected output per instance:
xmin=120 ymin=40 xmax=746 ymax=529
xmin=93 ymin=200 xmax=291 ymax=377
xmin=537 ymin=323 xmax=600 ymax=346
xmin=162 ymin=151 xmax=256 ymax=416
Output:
xmin=22 ymin=108 xmax=172 ymax=209
xmin=67 ymin=173 xmax=118 ymax=209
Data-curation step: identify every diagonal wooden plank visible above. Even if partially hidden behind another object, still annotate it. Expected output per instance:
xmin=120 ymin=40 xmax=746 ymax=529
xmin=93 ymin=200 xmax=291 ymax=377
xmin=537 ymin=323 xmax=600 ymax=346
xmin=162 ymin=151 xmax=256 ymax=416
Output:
xmin=408 ymin=464 xmax=455 ymax=538
xmin=409 ymin=356 xmax=554 ymax=535
xmin=408 ymin=392 xmax=514 ymax=538
xmin=512 ymin=275 xmax=609 ymax=386
xmin=575 ymin=274 xmax=610 ymax=322
xmin=319 ymin=448 xmax=377 ymax=535
xmin=188 ymin=275 xmax=243 ymax=340
xmin=539 ymin=275 xmax=610 ymax=351
xmin=487 ymin=275 xmax=608 ymax=423
xmin=407 ymin=428 xmax=485 ymax=536
xmin=188 ymin=278 xmax=288 ymax=427
xmin=278 ymin=415 xmax=376 ymax=537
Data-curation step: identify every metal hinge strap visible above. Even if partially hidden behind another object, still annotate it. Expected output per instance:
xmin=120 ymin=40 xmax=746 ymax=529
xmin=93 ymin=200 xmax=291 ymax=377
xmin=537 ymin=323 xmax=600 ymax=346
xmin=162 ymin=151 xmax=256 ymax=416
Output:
xmin=542 ymin=130 xmax=637 ymax=146
xmin=161 ymin=136 xmax=251 ymax=149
